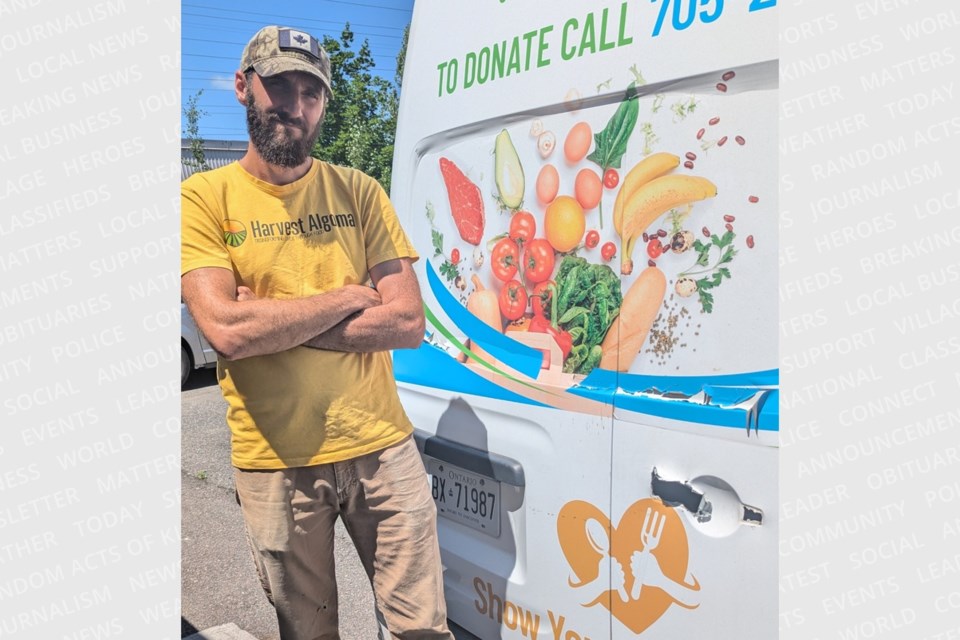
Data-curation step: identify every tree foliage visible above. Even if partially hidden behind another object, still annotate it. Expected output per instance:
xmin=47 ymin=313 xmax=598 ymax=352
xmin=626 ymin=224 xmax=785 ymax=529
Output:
xmin=183 ymin=89 xmax=211 ymax=173
xmin=313 ymin=23 xmax=407 ymax=194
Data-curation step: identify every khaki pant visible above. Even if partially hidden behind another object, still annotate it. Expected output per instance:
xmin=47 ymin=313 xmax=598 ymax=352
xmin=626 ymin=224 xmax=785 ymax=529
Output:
xmin=234 ymin=436 xmax=454 ymax=640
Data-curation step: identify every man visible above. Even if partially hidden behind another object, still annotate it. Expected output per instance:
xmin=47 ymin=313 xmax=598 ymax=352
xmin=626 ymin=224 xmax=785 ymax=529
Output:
xmin=181 ymin=25 xmax=453 ymax=640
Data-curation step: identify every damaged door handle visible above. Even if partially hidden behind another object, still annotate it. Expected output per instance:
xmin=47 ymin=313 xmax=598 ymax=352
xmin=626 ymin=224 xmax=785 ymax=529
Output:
xmin=651 ymin=468 xmax=762 ymax=527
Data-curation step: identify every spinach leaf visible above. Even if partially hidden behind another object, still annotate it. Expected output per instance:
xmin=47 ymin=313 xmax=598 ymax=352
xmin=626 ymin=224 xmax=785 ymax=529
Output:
xmin=586 ymin=83 xmax=640 ymax=172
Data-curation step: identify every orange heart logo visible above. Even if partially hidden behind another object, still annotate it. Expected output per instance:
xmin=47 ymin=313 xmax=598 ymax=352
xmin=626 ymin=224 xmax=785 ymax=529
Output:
xmin=557 ymin=498 xmax=700 ymax=635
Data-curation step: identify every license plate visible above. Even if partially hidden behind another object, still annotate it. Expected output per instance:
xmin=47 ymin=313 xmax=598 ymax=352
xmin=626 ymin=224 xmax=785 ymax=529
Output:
xmin=426 ymin=458 xmax=501 ymax=537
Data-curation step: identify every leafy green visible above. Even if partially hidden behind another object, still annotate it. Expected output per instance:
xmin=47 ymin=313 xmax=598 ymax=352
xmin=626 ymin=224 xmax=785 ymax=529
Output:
xmin=587 ymin=82 xmax=640 ymax=172
xmin=438 ymin=259 xmax=460 ymax=282
xmin=680 ymin=231 xmax=737 ymax=314
xmin=553 ymin=256 xmax=623 ymax=375
xmin=431 ymin=229 xmax=443 ymax=257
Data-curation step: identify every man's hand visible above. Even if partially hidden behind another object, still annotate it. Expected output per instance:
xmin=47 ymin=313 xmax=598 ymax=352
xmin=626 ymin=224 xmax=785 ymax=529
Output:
xmin=304 ymin=258 xmax=424 ymax=353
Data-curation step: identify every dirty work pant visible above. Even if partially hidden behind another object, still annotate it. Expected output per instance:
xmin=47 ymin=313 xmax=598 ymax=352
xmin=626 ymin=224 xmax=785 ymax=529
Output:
xmin=234 ymin=436 xmax=454 ymax=640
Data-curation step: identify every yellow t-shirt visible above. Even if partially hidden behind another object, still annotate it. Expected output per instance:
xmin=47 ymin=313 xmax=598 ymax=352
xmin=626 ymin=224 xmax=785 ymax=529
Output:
xmin=181 ymin=159 xmax=418 ymax=470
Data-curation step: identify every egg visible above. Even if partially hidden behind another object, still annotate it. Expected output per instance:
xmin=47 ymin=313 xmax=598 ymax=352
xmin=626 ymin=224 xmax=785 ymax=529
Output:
xmin=574 ymin=168 xmax=602 ymax=210
xmin=536 ymin=164 xmax=560 ymax=205
xmin=564 ymin=121 xmax=592 ymax=164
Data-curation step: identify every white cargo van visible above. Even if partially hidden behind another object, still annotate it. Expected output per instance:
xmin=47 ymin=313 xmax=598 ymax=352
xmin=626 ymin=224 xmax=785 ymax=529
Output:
xmin=391 ymin=2 xmax=778 ymax=637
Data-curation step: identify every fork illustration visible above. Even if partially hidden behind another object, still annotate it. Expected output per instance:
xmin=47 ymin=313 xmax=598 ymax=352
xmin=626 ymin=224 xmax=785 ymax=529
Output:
xmin=629 ymin=508 xmax=701 ymax=607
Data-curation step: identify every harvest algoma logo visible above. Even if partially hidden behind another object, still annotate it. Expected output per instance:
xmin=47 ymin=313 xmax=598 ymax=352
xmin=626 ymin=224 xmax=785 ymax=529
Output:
xmin=558 ymin=498 xmax=700 ymax=634
xmin=223 ymin=219 xmax=247 ymax=247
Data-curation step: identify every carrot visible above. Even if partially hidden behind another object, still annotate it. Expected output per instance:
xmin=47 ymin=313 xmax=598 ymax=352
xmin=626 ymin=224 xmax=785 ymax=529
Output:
xmin=599 ymin=267 xmax=666 ymax=372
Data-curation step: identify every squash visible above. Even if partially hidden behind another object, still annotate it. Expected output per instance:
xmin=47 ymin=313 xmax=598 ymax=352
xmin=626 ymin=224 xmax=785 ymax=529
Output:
xmin=461 ymin=275 xmax=502 ymax=363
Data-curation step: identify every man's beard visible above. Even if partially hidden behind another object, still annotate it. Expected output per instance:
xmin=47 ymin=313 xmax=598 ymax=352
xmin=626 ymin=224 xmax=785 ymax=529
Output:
xmin=245 ymin=91 xmax=323 ymax=168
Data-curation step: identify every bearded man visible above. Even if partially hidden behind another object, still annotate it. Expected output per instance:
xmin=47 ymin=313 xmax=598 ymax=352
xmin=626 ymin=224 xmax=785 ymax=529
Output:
xmin=180 ymin=25 xmax=453 ymax=640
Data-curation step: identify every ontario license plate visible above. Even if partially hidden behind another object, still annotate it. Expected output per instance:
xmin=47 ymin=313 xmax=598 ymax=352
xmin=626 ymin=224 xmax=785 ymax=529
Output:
xmin=426 ymin=458 xmax=501 ymax=537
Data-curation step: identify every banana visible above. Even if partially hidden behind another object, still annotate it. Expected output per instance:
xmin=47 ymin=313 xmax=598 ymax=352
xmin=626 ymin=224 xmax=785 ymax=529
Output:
xmin=612 ymin=153 xmax=681 ymax=236
xmin=620 ymin=174 xmax=717 ymax=275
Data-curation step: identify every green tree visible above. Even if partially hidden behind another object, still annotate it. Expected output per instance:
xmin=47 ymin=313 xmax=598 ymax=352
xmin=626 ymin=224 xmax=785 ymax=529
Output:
xmin=183 ymin=89 xmax=211 ymax=174
xmin=313 ymin=23 xmax=407 ymax=193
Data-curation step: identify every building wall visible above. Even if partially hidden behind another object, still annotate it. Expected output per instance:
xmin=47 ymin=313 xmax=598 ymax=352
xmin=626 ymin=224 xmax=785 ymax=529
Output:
xmin=181 ymin=139 xmax=247 ymax=180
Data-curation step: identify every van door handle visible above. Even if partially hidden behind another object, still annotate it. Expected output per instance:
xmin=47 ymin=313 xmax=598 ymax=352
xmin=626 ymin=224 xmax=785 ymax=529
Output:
xmin=651 ymin=468 xmax=762 ymax=527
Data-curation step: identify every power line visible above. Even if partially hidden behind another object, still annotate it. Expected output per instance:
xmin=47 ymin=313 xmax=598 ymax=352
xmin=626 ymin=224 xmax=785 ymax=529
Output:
xmin=182 ymin=11 xmax=403 ymax=40
xmin=182 ymin=2 xmax=407 ymax=32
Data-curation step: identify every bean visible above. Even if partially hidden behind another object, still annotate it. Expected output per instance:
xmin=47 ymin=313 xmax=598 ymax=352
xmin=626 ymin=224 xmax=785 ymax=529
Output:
xmin=685 ymin=151 xmax=697 ymax=161
xmin=716 ymin=82 xmax=727 ymax=92
xmin=648 ymin=259 xmax=657 ymax=267
xmin=696 ymin=128 xmax=705 ymax=140
xmin=722 ymin=71 xmax=736 ymax=81
xmin=749 ymin=195 xmax=759 ymax=203
xmin=642 ymin=232 xmax=649 ymax=242
xmin=657 ymin=229 xmax=667 ymax=238
xmin=708 ymin=117 xmax=720 ymax=125
xmin=723 ymin=214 xmax=735 ymax=222
xmin=725 ymin=223 xmax=734 ymax=232
xmin=684 ymin=160 xmax=694 ymax=169
xmin=746 ymin=235 xmax=755 ymax=248
xmin=717 ymin=136 xmax=728 ymax=146
xmin=702 ymin=226 xmax=711 ymax=237
xmin=735 ymin=135 xmax=746 ymax=145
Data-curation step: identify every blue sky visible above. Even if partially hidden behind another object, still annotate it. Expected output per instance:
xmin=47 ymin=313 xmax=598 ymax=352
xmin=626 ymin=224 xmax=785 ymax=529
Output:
xmin=181 ymin=0 xmax=414 ymax=141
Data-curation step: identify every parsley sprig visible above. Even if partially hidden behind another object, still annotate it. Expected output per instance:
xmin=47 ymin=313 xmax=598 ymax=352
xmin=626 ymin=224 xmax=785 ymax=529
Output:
xmin=678 ymin=230 xmax=737 ymax=314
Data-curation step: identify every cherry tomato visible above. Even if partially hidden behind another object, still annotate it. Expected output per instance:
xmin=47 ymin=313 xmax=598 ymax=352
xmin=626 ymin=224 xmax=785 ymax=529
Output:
xmin=491 ymin=237 xmax=520 ymax=281
xmin=603 ymin=168 xmax=620 ymax=189
xmin=531 ymin=279 xmax=555 ymax=319
xmin=509 ymin=210 xmax=536 ymax=244
xmin=498 ymin=280 xmax=528 ymax=321
xmin=522 ymin=238 xmax=556 ymax=284
xmin=585 ymin=230 xmax=600 ymax=249
xmin=646 ymin=238 xmax=663 ymax=260
xmin=601 ymin=242 xmax=617 ymax=262
xmin=450 ymin=248 xmax=460 ymax=265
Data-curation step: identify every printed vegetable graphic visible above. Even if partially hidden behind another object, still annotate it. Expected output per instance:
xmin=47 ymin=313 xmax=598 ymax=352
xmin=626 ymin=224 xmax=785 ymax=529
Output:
xmin=587 ymin=83 xmax=640 ymax=228
xmin=498 ymin=279 xmax=528 ymax=321
xmin=465 ymin=274 xmax=502 ymax=363
xmin=529 ymin=281 xmax=572 ymax=367
xmin=677 ymin=230 xmax=737 ymax=313
xmin=491 ymin=237 xmax=520 ymax=281
xmin=553 ymin=256 xmax=622 ymax=375
xmin=618 ymin=174 xmax=717 ymax=275
xmin=439 ymin=157 xmax=485 ymax=245
xmin=599 ymin=267 xmax=666 ymax=372
xmin=494 ymin=129 xmax=525 ymax=210
xmin=522 ymin=238 xmax=555 ymax=284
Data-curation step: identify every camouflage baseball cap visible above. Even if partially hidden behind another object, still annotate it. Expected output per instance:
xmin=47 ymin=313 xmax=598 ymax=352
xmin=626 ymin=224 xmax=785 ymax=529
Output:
xmin=240 ymin=26 xmax=332 ymax=96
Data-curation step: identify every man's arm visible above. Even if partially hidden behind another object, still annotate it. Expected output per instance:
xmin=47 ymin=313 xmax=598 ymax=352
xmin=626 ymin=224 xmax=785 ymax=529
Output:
xmin=304 ymin=258 xmax=425 ymax=353
xmin=181 ymin=266 xmax=381 ymax=360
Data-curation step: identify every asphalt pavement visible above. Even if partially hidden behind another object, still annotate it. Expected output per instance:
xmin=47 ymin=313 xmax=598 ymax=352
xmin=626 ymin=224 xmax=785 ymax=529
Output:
xmin=180 ymin=367 xmax=479 ymax=640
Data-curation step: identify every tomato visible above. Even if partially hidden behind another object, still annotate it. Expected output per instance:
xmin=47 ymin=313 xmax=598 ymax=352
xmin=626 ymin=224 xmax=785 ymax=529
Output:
xmin=601 ymin=242 xmax=617 ymax=262
xmin=509 ymin=210 xmax=536 ymax=244
xmin=450 ymin=248 xmax=460 ymax=264
xmin=646 ymin=238 xmax=663 ymax=260
xmin=522 ymin=238 xmax=556 ymax=284
xmin=498 ymin=280 xmax=528 ymax=321
xmin=531 ymin=279 xmax=555 ymax=319
xmin=491 ymin=237 xmax=520 ymax=281
xmin=603 ymin=168 xmax=620 ymax=189
xmin=585 ymin=230 xmax=600 ymax=249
